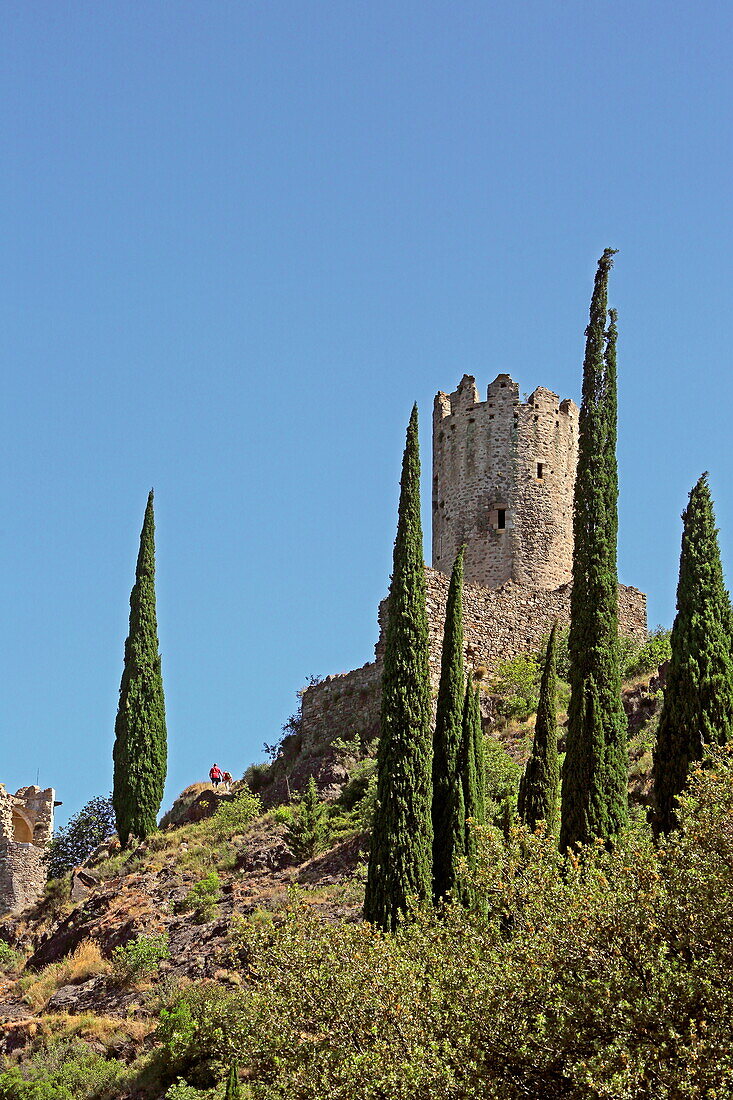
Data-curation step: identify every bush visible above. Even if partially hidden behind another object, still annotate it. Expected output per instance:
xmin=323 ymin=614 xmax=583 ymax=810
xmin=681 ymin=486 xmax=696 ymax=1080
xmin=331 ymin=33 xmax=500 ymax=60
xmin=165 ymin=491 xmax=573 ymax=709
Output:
xmin=482 ymin=735 xmax=522 ymax=828
xmin=47 ymin=795 xmax=116 ymax=879
xmin=0 ymin=940 xmax=20 ymax=974
xmin=179 ymin=872 xmax=222 ymax=924
xmin=112 ymin=931 xmax=169 ymax=985
xmin=0 ymin=1038 xmax=122 ymax=1099
xmin=624 ymin=626 xmax=672 ymax=681
xmin=200 ymin=790 xmax=261 ymax=843
xmin=284 ymin=778 xmax=329 ymax=862
xmin=242 ymin=762 xmax=271 ymax=794
xmin=490 ymin=653 xmax=540 ymax=720
xmin=157 ymin=755 xmax=733 ymax=1098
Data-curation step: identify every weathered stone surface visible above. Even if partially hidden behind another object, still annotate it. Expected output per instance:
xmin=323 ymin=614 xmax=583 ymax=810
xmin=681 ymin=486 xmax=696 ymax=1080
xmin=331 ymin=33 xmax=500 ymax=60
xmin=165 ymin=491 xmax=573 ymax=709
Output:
xmin=70 ymin=868 xmax=98 ymax=902
xmin=433 ymin=374 xmax=578 ymax=590
xmin=0 ymin=786 xmax=55 ymax=916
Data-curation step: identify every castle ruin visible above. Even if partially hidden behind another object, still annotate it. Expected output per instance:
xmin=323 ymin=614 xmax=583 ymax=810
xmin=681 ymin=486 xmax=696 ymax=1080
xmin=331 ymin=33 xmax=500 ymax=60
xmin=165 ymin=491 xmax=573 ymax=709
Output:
xmin=296 ymin=374 xmax=646 ymax=787
xmin=0 ymin=785 xmax=56 ymax=914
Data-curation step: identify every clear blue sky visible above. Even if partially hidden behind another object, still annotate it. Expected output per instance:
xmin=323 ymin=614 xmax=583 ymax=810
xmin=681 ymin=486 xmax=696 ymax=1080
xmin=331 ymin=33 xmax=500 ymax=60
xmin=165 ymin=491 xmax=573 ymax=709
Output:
xmin=3 ymin=2 xmax=732 ymax=826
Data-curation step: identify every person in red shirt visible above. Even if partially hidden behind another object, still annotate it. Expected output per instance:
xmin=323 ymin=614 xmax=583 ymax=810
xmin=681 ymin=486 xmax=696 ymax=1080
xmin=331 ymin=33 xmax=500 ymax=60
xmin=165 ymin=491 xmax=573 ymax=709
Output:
xmin=209 ymin=764 xmax=223 ymax=789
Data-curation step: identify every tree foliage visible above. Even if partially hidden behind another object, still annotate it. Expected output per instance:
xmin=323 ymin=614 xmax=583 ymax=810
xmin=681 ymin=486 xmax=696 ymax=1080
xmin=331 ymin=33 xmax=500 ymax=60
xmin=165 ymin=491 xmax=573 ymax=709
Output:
xmin=47 ymin=795 xmax=116 ymax=879
xmin=432 ymin=546 xmax=466 ymax=902
xmin=113 ymin=490 xmax=168 ymax=847
xmin=518 ymin=621 xmax=560 ymax=834
xmin=364 ymin=406 xmax=433 ymax=931
xmin=652 ymin=473 xmax=733 ymax=834
xmin=285 ymin=777 xmax=329 ymax=862
xmin=460 ymin=679 xmax=485 ymax=904
xmin=561 ymin=251 xmax=628 ymax=850
xmin=158 ymin=755 xmax=733 ymax=1098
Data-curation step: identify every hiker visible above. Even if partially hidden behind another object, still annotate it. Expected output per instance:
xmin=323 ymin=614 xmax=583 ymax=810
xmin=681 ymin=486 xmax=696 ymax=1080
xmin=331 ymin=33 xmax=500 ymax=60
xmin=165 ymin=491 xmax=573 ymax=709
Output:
xmin=222 ymin=771 xmax=233 ymax=791
xmin=209 ymin=763 xmax=223 ymax=789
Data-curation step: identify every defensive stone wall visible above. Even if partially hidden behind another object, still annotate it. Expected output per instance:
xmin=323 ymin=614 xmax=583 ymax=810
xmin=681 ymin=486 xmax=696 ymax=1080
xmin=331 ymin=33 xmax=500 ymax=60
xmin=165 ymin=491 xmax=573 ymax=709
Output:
xmin=0 ymin=785 xmax=55 ymax=914
xmin=297 ymin=568 xmax=647 ymax=778
xmin=433 ymin=375 xmax=579 ymax=590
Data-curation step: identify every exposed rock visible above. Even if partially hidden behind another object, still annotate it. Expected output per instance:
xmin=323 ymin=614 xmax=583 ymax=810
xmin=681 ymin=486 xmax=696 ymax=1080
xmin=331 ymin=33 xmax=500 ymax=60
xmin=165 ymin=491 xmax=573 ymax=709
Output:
xmin=70 ymin=867 xmax=98 ymax=901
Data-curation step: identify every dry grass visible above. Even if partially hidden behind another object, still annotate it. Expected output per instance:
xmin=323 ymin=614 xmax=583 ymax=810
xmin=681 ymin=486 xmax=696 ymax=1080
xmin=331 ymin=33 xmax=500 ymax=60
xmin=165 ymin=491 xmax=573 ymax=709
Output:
xmin=18 ymin=940 xmax=110 ymax=1010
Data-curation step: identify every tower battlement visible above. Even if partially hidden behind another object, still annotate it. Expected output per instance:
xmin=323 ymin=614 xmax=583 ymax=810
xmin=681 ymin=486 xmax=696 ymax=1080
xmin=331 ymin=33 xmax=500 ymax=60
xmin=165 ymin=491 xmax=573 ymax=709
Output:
xmin=433 ymin=374 xmax=579 ymax=589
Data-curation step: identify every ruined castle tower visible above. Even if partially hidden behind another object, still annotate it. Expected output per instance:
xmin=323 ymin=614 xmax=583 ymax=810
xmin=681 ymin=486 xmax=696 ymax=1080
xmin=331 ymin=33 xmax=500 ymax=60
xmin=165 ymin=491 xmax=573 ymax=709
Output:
xmin=0 ymin=785 xmax=56 ymax=914
xmin=432 ymin=374 xmax=579 ymax=589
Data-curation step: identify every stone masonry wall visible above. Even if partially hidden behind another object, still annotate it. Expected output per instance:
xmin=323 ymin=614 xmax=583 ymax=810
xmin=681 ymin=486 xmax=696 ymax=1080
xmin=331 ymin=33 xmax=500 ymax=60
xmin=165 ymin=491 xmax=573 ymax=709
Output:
xmin=297 ymin=568 xmax=647 ymax=781
xmin=0 ymin=842 xmax=48 ymax=915
xmin=432 ymin=375 xmax=579 ymax=590
xmin=0 ymin=785 xmax=55 ymax=914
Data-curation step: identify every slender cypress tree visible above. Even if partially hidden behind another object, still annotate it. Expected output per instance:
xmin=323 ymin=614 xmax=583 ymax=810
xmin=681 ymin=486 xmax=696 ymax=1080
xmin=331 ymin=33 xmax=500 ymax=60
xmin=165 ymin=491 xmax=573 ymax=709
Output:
xmin=460 ymin=679 xmax=485 ymax=898
xmin=560 ymin=251 xmax=628 ymax=851
xmin=112 ymin=491 xmax=168 ymax=847
xmin=364 ymin=406 xmax=433 ymax=931
xmin=651 ymin=474 xmax=733 ymax=835
xmin=224 ymin=1063 xmax=240 ymax=1099
xmin=432 ymin=546 xmax=467 ymax=903
xmin=518 ymin=621 xmax=560 ymax=833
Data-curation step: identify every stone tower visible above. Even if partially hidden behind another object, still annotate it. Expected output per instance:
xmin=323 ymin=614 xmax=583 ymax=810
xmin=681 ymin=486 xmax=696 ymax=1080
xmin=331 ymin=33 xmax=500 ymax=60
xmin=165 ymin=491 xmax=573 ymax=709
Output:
xmin=432 ymin=374 xmax=579 ymax=589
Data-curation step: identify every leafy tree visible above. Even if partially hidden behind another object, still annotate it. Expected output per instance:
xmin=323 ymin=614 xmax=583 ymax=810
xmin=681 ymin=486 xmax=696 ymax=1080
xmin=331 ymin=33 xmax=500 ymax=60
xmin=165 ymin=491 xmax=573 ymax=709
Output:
xmin=432 ymin=546 xmax=466 ymax=903
xmin=163 ymin=756 xmax=733 ymax=1097
xmin=651 ymin=474 xmax=733 ymax=834
xmin=112 ymin=490 xmax=168 ymax=847
xmin=47 ymin=795 xmax=116 ymax=879
xmin=285 ymin=777 xmax=329 ymax=861
xmin=490 ymin=651 xmax=540 ymax=721
xmin=518 ymin=622 xmax=560 ymax=834
xmin=364 ymin=405 xmax=433 ymax=931
xmin=561 ymin=252 xmax=628 ymax=850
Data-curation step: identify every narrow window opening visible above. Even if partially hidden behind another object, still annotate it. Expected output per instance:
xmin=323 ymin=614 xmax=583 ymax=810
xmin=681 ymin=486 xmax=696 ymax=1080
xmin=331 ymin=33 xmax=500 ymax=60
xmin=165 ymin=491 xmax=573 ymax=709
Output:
xmin=537 ymin=462 xmax=544 ymax=479
xmin=497 ymin=509 xmax=506 ymax=530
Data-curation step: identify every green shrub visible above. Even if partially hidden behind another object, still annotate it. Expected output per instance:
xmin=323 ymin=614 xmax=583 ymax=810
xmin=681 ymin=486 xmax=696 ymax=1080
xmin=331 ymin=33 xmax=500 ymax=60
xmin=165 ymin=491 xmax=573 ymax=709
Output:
xmin=624 ymin=626 xmax=672 ymax=681
xmin=482 ymin=735 xmax=522 ymax=828
xmin=271 ymin=805 xmax=294 ymax=825
xmin=161 ymin=756 xmax=733 ymax=1098
xmin=0 ymin=940 xmax=20 ymax=974
xmin=179 ymin=872 xmax=222 ymax=924
xmin=284 ymin=778 xmax=329 ymax=862
xmin=490 ymin=653 xmax=540 ymax=720
xmin=112 ymin=931 xmax=169 ymax=985
xmin=200 ymin=790 xmax=261 ymax=843
xmin=0 ymin=1038 xmax=122 ymax=1100
xmin=243 ymin=763 xmax=270 ymax=793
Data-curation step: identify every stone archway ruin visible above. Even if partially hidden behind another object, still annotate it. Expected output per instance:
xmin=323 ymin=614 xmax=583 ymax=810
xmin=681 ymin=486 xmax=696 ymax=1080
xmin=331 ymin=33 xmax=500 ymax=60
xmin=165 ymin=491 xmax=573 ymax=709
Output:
xmin=0 ymin=784 xmax=57 ymax=914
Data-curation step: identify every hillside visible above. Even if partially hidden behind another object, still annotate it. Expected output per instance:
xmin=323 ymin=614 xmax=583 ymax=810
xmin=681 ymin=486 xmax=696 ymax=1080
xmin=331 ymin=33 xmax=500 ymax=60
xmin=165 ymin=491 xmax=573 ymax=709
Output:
xmin=0 ymin=669 xmax=666 ymax=1099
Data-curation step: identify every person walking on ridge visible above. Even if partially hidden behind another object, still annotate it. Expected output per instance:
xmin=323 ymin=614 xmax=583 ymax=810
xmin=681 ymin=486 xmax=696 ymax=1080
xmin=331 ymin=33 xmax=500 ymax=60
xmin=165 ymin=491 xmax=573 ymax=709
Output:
xmin=209 ymin=763 xmax=223 ymax=789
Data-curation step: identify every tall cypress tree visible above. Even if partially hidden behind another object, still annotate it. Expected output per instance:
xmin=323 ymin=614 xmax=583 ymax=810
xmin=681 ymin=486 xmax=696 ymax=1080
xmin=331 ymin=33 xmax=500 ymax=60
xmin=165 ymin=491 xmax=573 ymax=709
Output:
xmin=112 ymin=491 xmax=168 ymax=847
xmin=651 ymin=474 xmax=733 ymax=835
xmin=460 ymin=679 xmax=485 ymax=896
xmin=560 ymin=251 xmax=628 ymax=851
xmin=224 ymin=1063 xmax=240 ymax=1099
xmin=518 ymin=621 xmax=560 ymax=834
xmin=432 ymin=546 xmax=467 ymax=903
xmin=364 ymin=406 xmax=433 ymax=931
